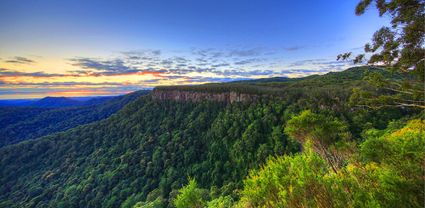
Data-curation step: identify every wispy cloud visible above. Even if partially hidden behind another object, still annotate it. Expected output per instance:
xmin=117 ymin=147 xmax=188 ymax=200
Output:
xmin=5 ymin=56 xmax=36 ymax=65
xmin=70 ymin=58 xmax=137 ymax=73
xmin=0 ymin=68 xmax=70 ymax=77
xmin=68 ymin=58 xmax=166 ymax=76
xmin=234 ymin=58 xmax=264 ymax=65
xmin=186 ymin=76 xmax=250 ymax=83
xmin=279 ymin=58 xmax=357 ymax=77
xmin=288 ymin=59 xmax=329 ymax=67
xmin=191 ymin=47 xmax=272 ymax=59
xmin=158 ymin=75 xmax=250 ymax=84
xmin=287 ymin=58 xmax=354 ymax=71
xmin=228 ymin=47 xmax=265 ymax=57
xmin=217 ymin=69 xmax=276 ymax=76
xmin=284 ymin=46 xmax=304 ymax=51
xmin=67 ymin=47 xmax=277 ymax=78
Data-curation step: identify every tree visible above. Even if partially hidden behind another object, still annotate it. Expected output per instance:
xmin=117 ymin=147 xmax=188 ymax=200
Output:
xmin=173 ymin=179 xmax=208 ymax=208
xmin=236 ymin=141 xmax=332 ymax=208
xmin=338 ymin=0 xmax=425 ymax=109
xmin=206 ymin=196 xmax=234 ymax=208
xmin=284 ymin=110 xmax=352 ymax=172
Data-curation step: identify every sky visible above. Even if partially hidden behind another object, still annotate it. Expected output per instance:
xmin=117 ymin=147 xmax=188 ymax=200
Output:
xmin=0 ymin=0 xmax=389 ymax=99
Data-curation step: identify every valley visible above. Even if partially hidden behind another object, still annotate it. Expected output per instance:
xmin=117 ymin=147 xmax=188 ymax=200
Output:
xmin=0 ymin=67 xmax=422 ymax=207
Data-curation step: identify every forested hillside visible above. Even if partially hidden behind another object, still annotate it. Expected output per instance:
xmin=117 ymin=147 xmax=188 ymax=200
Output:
xmin=0 ymin=91 xmax=149 ymax=147
xmin=0 ymin=67 xmax=422 ymax=207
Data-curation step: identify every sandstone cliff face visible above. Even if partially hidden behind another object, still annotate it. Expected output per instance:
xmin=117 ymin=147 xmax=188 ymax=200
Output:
xmin=151 ymin=89 xmax=261 ymax=103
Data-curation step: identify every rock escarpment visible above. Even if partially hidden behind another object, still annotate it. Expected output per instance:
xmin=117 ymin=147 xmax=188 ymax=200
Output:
xmin=152 ymin=89 xmax=262 ymax=103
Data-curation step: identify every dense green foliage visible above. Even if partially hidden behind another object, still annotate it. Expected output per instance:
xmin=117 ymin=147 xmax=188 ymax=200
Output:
xmin=0 ymin=67 xmax=421 ymax=207
xmin=173 ymin=179 xmax=207 ymax=208
xmin=0 ymin=91 xmax=148 ymax=147
xmin=0 ymin=96 xmax=298 ymax=207
xmin=172 ymin=118 xmax=424 ymax=208
xmin=0 ymin=107 xmax=49 ymax=128
xmin=234 ymin=119 xmax=424 ymax=207
xmin=284 ymin=110 xmax=353 ymax=172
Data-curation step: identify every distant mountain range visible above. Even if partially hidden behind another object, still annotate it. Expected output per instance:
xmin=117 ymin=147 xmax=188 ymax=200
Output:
xmin=0 ymin=96 xmax=117 ymax=108
xmin=31 ymin=97 xmax=84 ymax=108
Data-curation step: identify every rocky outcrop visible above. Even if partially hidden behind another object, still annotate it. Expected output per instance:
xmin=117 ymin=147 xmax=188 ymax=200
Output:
xmin=152 ymin=89 xmax=261 ymax=103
